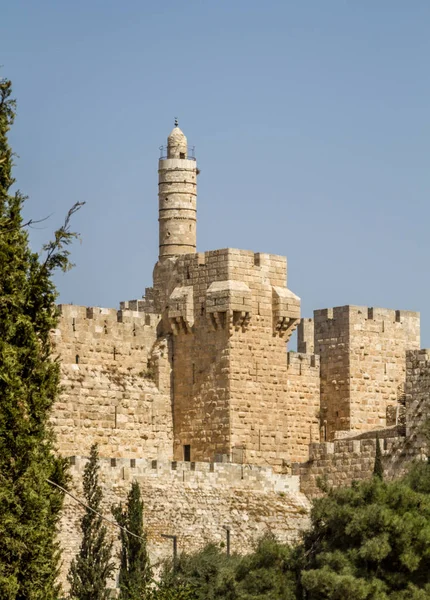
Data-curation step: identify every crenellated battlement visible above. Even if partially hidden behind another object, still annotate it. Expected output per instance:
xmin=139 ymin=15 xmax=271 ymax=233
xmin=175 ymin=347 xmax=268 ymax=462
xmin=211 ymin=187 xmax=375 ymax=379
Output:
xmin=50 ymin=123 xmax=430 ymax=595
xmin=293 ymin=432 xmax=404 ymax=497
xmin=68 ymin=457 xmax=301 ymax=494
xmin=287 ymin=351 xmax=318 ymax=371
xmin=313 ymin=304 xmax=420 ymax=440
xmin=59 ymin=453 xmax=310 ymax=591
xmin=52 ymin=304 xmax=160 ymax=369
xmin=314 ymin=305 xmax=420 ymax=334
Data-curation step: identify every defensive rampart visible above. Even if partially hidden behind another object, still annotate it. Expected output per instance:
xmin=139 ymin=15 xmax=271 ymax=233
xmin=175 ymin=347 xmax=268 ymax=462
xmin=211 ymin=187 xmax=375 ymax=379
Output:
xmin=59 ymin=458 xmax=311 ymax=592
xmin=50 ymin=305 xmax=172 ymax=458
xmin=293 ymin=432 xmax=404 ymax=497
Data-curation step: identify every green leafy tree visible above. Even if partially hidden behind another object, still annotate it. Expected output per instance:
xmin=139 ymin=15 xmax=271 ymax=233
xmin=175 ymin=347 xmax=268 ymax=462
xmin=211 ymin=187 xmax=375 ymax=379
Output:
xmin=159 ymin=544 xmax=237 ymax=600
xmin=0 ymin=77 xmax=82 ymax=600
xmin=300 ymin=473 xmax=430 ymax=599
xmin=234 ymin=536 xmax=299 ymax=599
xmin=68 ymin=444 xmax=115 ymax=600
xmin=373 ymin=433 xmax=383 ymax=480
xmin=148 ymin=582 xmax=197 ymax=600
xmin=112 ymin=480 xmax=152 ymax=599
xmin=158 ymin=537 xmax=300 ymax=600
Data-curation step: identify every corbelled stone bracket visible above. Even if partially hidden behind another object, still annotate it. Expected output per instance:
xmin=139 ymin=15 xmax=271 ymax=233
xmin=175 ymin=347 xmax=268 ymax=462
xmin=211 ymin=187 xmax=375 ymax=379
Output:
xmin=168 ymin=286 xmax=194 ymax=335
xmin=206 ymin=281 xmax=252 ymax=333
xmin=272 ymin=286 xmax=300 ymax=341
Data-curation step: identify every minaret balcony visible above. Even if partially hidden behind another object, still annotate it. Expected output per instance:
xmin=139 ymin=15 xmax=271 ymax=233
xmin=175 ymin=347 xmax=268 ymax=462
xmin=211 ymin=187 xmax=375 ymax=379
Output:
xmin=159 ymin=145 xmax=196 ymax=161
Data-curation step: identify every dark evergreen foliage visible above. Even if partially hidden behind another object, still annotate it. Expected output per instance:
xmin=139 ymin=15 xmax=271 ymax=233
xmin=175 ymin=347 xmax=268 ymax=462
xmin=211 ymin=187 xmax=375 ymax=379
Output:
xmin=158 ymin=537 xmax=299 ymax=599
xmin=157 ymin=465 xmax=430 ymax=599
xmin=68 ymin=444 xmax=114 ymax=600
xmin=112 ymin=480 xmax=152 ymax=600
xmin=0 ymin=78 xmax=81 ymax=600
xmin=373 ymin=433 xmax=384 ymax=480
xmin=300 ymin=468 xmax=430 ymax=598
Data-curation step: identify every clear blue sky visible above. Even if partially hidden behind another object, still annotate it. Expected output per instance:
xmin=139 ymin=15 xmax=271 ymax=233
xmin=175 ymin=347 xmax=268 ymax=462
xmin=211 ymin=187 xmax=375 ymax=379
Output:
xmin=2 ymin=1 xmax=430 ymax=346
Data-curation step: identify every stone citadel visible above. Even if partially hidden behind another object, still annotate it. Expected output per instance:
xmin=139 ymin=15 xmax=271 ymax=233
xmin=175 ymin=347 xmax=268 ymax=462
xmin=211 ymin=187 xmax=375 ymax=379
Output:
xmin=52 ymin=124 xmax=430 ymax=587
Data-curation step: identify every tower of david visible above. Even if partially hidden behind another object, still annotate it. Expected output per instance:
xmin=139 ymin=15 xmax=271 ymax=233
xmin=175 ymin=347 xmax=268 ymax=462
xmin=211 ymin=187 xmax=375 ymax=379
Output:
xmin=53 ymin=123 xmax=428 ymax=586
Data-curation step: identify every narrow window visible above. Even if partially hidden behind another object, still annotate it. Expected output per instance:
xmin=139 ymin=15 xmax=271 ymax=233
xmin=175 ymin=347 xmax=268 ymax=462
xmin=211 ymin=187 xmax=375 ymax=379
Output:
xmin=75 ymin=354 xmax=79 ymax=364
xmin=180 ymin=152 xmax=185 ymax=159
xmin=184 ymin=445 xmax=191 ymax=462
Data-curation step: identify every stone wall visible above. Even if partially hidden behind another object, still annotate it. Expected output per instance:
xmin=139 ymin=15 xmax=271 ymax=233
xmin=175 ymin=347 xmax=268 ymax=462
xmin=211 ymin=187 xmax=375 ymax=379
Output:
xmin=284 ymin=352 xmax=320 ymax=462
xmin=297 ymin=318 xmax=314 ymax=354
xmin=348 ymin=307 xmax=420 ymax=434
xmin=59 ymin=458 xmax=311 ymax=593
xmin=314 ymin=306 xmax=420 ymax=440
xmin=405 ymin=349 xmax=430 ymax=450
xmin=142 ymin=248 xmax=319 ymax=469
xmin=293 ymin=433 xmax=403 ymax=497
xmin=382 ymin=349 xmax=430 ymax=477
xmin=51 ymin=304 xmax=172 ymax=458
xmin=226 ymin=251 xmax=302 ymax=468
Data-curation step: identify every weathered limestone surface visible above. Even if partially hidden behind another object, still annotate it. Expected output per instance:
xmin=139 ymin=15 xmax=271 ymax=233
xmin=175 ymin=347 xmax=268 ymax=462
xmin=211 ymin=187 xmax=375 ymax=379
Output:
xmin=404 ymin=349 xmax=430 ymax=452
xmin=59 ymin=458 xmax=310 ymax=592
xmin=297 ymin=318 xmax=314 ymax=354
xmin=142 ymin=248 xmax=318 ymax=469
xmin=158 ymin=125 xmax=197 ymax=258
xmin=50 ymin=123 xmax=430 ymax=595
xmin=383 ymin=349 xmax=430 ymax=477
xmin=293 ymin=433 xmax=404 ymax=498
xmin=51 ymin=304 xmax=172 ymax=458
xmin=314 ymin=306 xmax=420 ymax=440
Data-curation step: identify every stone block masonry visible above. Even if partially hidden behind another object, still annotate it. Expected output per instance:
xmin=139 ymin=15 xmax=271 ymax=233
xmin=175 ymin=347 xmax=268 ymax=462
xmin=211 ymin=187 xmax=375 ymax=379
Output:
xmin=58 ymin=458 xmax=311 ymax=592
xmin=50 ymin=304 xmax=172 ymax=459
xmin=383 ymin=349 xmax=430 ymax=477
xmin=405 ymin=349 xmax=430 ymax=449
xmin=49 ymin=124 xmax=430 ymax=594
xmin=297 ymin=318 xmax=314 ymax=354
xmin=145 ymin=247 xmax=319 ymax=469
xmin=293 ymin=433 xmax=403 ymax=497
xmin=314 ymin=306 xmax=420 ymax=440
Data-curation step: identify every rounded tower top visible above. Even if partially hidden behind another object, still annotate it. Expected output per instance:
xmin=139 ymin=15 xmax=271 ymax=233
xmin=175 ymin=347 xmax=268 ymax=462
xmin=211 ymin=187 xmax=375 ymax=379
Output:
xmin=167 ymin=120 xmax=188 ymax=159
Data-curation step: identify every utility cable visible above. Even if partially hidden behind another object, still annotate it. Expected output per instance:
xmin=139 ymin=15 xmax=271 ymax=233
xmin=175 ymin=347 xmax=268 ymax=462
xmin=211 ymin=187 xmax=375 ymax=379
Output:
xmin=46 ymin=477 xmax=145 ymax=542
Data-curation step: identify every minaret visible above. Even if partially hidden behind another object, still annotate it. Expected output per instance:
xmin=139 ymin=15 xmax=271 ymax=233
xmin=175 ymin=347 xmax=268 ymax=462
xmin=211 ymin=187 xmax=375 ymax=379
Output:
xmin=158 ymin=120 xmax=197 ymax=259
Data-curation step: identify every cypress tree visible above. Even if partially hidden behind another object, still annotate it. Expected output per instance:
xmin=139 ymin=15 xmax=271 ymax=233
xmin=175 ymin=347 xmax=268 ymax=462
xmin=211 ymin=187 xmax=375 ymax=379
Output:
xmin=68 ymin=444 xmax=115 ymax=600
xmin=112 ymin=480 xmax=152 ymax=600
xmin=373 ymin=433 xmax=383 ymax=480
xmin=0 ymin=77 xmax=82 ymax=599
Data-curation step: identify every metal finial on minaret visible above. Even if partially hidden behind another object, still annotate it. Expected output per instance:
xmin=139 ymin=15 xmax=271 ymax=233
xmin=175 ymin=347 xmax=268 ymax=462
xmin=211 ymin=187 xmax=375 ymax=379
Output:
xmin=174 ymin=117 xmax=178 ymax=127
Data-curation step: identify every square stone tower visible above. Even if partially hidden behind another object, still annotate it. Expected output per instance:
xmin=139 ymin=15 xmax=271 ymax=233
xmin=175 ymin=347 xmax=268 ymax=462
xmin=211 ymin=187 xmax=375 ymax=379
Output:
xmin=311 ymin=306 xmax=420 ymax=440
xmin=151 ymin=249 xmax=320 ymax=469
xmin=146 ymin=124 xmax=320 ymax=469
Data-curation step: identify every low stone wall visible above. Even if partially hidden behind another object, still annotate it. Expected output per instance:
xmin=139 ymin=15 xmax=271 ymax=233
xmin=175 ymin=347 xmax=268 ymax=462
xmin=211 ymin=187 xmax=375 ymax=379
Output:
xmin=59 ymin=458 xmax=310 ymax=593
xmin=293 ymin=435 xmax=404 ymax=497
